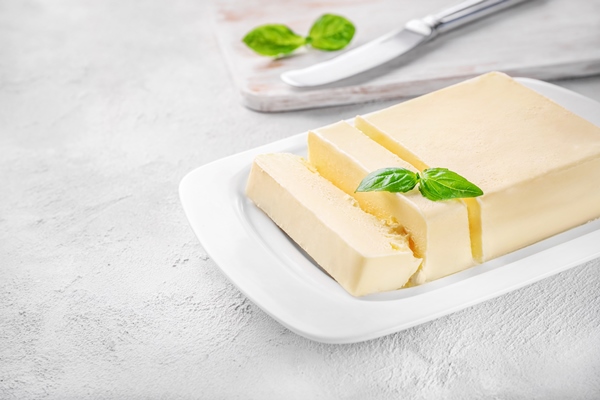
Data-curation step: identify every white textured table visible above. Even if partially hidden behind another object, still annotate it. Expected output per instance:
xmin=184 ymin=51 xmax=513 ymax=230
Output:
xmin=1 ymin=1 xmax=599 ymax=399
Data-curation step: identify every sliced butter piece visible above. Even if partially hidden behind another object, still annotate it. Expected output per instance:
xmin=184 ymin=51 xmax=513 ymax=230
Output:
xmin=246 ymin=153 xmax=421 ymax=297
xmin=308 ymin=121 xmax=474 ymax=284
xmin=356 ymin=71 xmax=600 ymax=261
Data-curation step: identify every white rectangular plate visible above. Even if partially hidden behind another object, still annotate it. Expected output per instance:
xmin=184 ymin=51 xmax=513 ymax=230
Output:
xmin=179 ymin=78 xmax=600 ymax=344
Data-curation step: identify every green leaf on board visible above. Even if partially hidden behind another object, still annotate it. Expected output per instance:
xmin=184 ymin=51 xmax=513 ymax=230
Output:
xmin=242 ymin=24 xmax=306 ymax=57
xmin=307 ymin=14 xmax=356 ymax=51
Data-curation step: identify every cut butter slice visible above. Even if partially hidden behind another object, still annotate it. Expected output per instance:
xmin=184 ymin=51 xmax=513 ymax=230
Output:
xmin=356 ymin=71 xmax=600 ymax=261
xmin=308 ymin=121 xmax=474 ymax=285
xmin=245 ymin=153 xmax=422 ymax=297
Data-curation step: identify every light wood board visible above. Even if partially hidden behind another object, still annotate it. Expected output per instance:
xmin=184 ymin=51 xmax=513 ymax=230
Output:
xmin=213 ymin=0 xmax=600 ymax=112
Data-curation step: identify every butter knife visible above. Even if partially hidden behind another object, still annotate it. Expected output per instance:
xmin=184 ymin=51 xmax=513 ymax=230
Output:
xmin=281 ymin=0 xmax=532 ymax=87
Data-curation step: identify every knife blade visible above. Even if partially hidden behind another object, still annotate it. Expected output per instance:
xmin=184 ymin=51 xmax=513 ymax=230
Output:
xmin=281 ymin=0 xmax=532 ymax=87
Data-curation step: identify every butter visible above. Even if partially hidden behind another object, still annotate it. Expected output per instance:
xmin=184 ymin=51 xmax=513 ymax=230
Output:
xmin=356 ymin=72 xmax=600 ymax=261
xmin=245 ymin=153 xmax=422 ymax=297
xmin=308 ymin=121 xmax=474 ymax=284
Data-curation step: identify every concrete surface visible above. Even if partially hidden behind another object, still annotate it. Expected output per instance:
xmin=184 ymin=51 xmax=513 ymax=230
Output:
xmin=1 ymin=0 xmax=599 ymax=399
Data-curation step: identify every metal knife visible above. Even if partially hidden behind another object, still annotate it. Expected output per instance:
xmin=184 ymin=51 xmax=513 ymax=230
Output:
xmin=281 ymin=0 xmax=531 ymax=87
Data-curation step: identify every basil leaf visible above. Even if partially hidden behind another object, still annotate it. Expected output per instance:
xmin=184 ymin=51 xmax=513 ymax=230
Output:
xmin=307 ymin=14 xmax=355 ymax=51
xmin=418 ymin=168 xmax=484 ymax=201
xmin=242 ymin=24 xmax=306 ymax=57
xmin=356 ymin=168 xmax=418 ymax=193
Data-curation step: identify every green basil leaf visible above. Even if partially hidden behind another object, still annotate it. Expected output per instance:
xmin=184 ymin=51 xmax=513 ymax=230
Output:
xmin=356 ymin=168 xmax=418 ymax=193
xmin=418 ymin=168 xmax=484 ymax=201
xmin=242 ymin=24 xmax=306 ymax=57
xmin=307 ymin=14 xmax=355 ymax=51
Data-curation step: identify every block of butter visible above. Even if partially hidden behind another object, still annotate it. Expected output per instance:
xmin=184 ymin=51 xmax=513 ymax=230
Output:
xmin=356 ymin=72 xmax=600 ymax=261
xmin=245 ymin=153 xmax=422 ymax=297
xmin=308 ymin=121 xmax=474 ymax=285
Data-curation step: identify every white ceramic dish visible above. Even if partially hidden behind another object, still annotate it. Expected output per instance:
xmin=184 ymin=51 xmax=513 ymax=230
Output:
xmin=179 ymin=78 xmax=600 ymax=344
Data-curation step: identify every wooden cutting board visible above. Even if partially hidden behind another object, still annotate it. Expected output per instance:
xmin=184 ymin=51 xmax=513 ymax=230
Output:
xmin=213 ymin=0 xmax=600 ymax=112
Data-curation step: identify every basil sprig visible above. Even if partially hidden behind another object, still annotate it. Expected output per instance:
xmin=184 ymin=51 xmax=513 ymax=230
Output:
xmin=356 ymin=167 xmax=483 ymax=202
xmin=243 ymin=14 xmax=355 ymax=57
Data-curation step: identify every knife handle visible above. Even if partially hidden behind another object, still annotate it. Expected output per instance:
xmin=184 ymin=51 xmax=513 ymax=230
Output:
xmin=424 ymin=0 xmax=531 ymax=34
